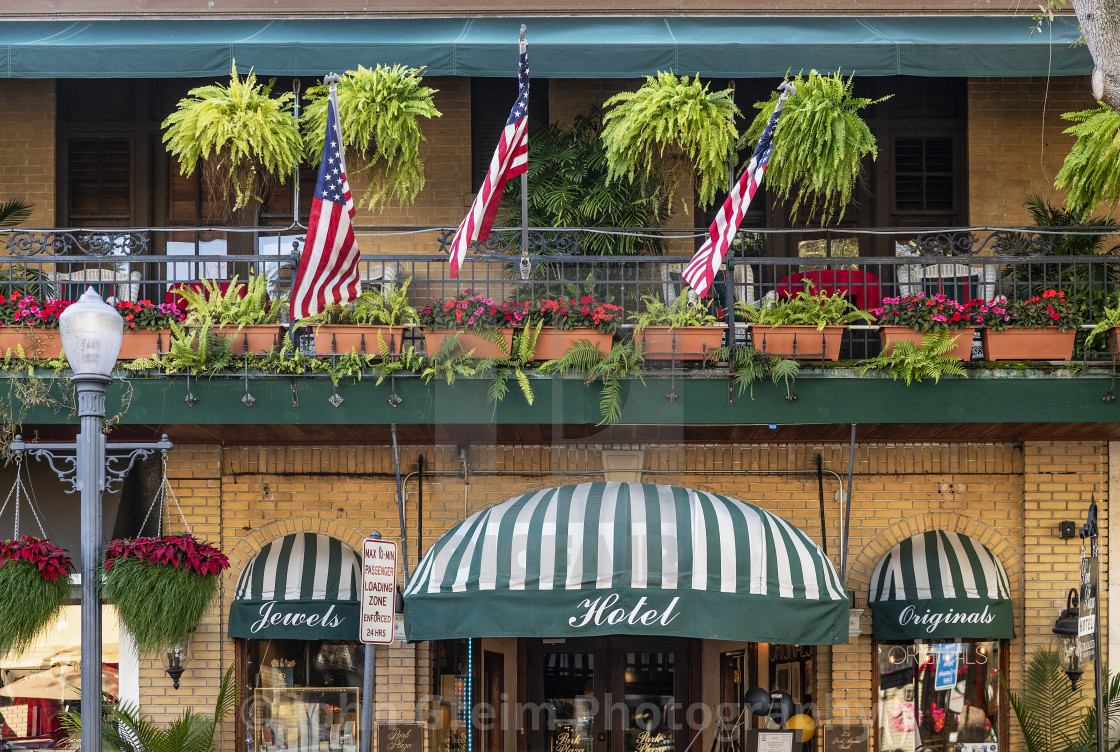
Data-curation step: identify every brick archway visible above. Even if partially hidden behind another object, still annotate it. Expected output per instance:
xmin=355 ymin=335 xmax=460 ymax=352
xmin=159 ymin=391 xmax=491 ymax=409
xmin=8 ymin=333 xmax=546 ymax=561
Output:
xmin=222 ymin=518 xmax=369 ymax=599
xmin=846 ymin=512 xmax=1022 ymax=609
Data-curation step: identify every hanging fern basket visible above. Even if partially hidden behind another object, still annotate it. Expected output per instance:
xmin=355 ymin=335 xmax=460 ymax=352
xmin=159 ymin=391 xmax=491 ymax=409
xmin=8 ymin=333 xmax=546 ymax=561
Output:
xmin=0 ymin=536 xmax=74 ymax=657
xmin=301 ymin=64 xmax=442 ymax=211
xmin=601 ymin=71 xmax=739 ymax=211
xmin=743 ymin=70 xmax=887 ymax=225
xmin=102 ymin=535 xmax=229 ymax=654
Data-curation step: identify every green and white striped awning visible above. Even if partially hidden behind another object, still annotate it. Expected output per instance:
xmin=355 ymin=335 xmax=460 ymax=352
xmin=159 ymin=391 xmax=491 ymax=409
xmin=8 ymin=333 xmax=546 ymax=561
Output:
xmin=230 ymin=533 xmax=361 ymax=640
xmin=869 ymin=531 xmax=1014 ymax=640
xmin=404 ymin=483 xmax=849 ymax=644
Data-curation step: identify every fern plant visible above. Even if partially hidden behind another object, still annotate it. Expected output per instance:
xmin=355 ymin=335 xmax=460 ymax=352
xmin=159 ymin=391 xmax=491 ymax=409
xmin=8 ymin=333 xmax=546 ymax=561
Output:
xmin=710 ymin=345 xmax=801 ymax=401
xmin=856 ymin=329 xmax=966 ymax=384
xmin=420 ymin=336 xmax=501 ymax=386
xmin=743 ymin=71 xmax=887 ymax=225
xmin=302 ymin=65 xmax=442 ymax=210
xmin=602 ymin=72 xmax=739 ymax=211
xmin=631 ymin=291 xmax=720 ymax=332
xmin=738 ymin=282 xmax=873 ymax=330
xmin=489 ymin=322 xmax=540 ymax=417
xmin=162 ymin=62 xmax=302 ymax=215
xmin=1055 ymin=104 xmax=1120 ymax=215
xmin=540 ymin=340 xmax=644 ymax=425
xmin=504 ymin=108 xmax=669 ymax=257
xmin=300 ymin=279 xmax=418 ymax=327
xmin=159 ymin=321 xmax=236 ymax=376
xmin=177 ymin=275 xmax=287 ymax=328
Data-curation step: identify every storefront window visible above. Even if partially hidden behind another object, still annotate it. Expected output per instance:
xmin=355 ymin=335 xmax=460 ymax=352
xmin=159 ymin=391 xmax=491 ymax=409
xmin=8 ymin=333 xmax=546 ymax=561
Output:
xmin=0 ymin=605 xmax=123 ymax=752
xmin=432 ymin=640 xmax=473 ymax=752
xmin=877 ymin=641 xmax=1000 ymax=752
xmin=245 ymin=639 xmax=364 ymax=752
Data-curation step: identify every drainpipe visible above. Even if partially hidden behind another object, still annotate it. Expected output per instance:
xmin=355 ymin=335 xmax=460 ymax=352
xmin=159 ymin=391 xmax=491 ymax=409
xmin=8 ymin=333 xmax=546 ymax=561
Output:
xmin=840 ymin=423 xmax=857 ymax=583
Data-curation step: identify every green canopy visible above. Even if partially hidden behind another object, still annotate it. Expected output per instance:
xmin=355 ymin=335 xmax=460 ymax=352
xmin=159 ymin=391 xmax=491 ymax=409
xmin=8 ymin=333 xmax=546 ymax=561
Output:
xmin=230 ymin=532 xmax=361 ymax=641
xmin=404 ymin=482 xmax=849 ymax=644
xmin=869 ymin=531 xmax=1014 ymax=640
xmin=0 ymin=16 xmax=1091 ymax=79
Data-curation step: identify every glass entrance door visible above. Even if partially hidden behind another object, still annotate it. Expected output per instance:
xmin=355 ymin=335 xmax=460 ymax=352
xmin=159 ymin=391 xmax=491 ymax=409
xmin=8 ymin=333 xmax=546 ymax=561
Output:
xmin=527 ymin=637 xmax=689 ymax=752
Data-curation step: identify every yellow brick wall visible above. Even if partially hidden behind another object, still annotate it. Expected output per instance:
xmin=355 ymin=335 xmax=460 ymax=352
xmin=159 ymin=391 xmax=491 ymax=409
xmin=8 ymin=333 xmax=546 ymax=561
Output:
xmin=129 ymin=440 xmax=1107 ymax=752
xmin=0 ymin=80 xmax=55 ymax=227
xmin=967 ymin=76 xmax=1097 ymax=225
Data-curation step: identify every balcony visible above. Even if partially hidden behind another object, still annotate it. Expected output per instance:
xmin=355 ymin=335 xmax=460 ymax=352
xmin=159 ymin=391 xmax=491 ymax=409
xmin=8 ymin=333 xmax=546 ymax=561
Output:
xmin=2 ymin=224 xmax=1119 ymax=445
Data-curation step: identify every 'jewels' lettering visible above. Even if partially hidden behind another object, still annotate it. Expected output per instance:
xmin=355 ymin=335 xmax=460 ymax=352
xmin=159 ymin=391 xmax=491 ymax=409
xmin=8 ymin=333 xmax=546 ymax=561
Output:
xmin=250 ymin=601 xmax=343 ymax=633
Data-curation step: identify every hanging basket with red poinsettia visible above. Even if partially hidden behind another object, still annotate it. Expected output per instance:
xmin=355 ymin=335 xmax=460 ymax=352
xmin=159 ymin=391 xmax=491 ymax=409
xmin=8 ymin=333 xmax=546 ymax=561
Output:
xmin=103 ymin=533 xmax=229 ymax=654
xmin=0 ymin=536 xmax=75 ymax=657
xmin=0 ymin=457 xmax=74 ymax=658
xmin=102 ymin=454 xmax=229 ymax=654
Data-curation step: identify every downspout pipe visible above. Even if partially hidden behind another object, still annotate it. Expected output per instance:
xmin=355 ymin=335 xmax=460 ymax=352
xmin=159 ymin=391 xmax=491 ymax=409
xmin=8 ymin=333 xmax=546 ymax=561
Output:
xmin=840 ymin=423 xmax=856 ymax=583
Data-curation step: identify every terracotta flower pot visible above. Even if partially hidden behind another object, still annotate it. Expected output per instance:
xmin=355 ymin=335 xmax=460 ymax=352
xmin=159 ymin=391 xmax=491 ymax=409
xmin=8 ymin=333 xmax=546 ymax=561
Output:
xmin=981 ymin=328 xmax=1076 ymax=361
xmin=211 ymin=324 xmax=285 ymax=354
xmin=118 ymin=329 xmax=173 ymax=360
xmin=750 ymin=325 xmax=845 ymax=361
xmin=424 ymin=328 xmax=514 ymax=359
xmin=0 ymin=327 xmax=62 ymax=359
xmin=878 ymin=326 xmax=976 ymax=361
xmin=532 ymin=328 xmax=613 ymax=361
xmin=312 ymin=325 xmax=406 ymax=357
xmin=633 ymin=326 xmax=726 ymax=360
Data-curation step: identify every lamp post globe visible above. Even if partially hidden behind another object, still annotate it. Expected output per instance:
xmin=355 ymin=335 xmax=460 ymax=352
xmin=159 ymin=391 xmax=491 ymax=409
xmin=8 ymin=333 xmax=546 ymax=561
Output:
xmin=1052 ymin=588 xmax=1082 ymax=690
xmin=58 ymin=287 xmax=124 ymax=378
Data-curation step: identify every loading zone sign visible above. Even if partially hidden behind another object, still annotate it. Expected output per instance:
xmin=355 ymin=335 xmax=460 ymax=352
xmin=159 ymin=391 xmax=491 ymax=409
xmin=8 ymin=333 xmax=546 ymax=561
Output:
xmin=361 ymin=538 xmax=398 ymax=644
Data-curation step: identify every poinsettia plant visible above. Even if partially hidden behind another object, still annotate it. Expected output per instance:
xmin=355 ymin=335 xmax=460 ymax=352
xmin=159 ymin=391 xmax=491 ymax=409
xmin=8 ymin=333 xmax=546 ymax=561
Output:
xmin=105 ymin=533 xmax=229 ymax=576
xmin=0 ymin=291 xmax=71 ymax=328
xmin=875 ymin=292 xmax=981 ymax=332
xmin=0 ymin=536 xmax=75 ymax=656
xmin=114 ymin=300 xmax=187 ymax=331
xmin=0 ymin=535 xmax=75 ymax=582
xmin=417 ymin=290 xmax=532 ymax=332
xmin=530 ymin=295 xmax=625 ymax=334
xmin=984 ymin=289 xmax=1080 ymax=332
xmin=103 ymin=533 xmax=229 ymax=654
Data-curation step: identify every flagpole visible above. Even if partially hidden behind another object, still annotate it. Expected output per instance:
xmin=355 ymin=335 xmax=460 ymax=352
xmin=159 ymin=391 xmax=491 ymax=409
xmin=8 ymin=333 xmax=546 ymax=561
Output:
xmin=292 ymin=78 xmax=302 ymax=226
xmin=518 ymin=24 xmax=530 ymax=281
xmin=724 ymin=80 xmax=738 ymax=347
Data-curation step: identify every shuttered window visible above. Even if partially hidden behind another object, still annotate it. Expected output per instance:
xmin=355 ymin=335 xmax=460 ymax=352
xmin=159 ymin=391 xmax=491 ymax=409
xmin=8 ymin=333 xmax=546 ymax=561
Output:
xmin=471 ymin=78 xmax=548 ymax=192
xmin=67 ymin=138 xmax=131 ymax=222
xmin=894 ymin=137 xmax=955 ymax=213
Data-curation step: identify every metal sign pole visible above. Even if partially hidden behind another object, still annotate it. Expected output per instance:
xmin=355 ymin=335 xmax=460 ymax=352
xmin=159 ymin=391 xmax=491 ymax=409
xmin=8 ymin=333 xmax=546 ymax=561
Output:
xmin=1080 ymin=503 xmax=1104 ymax=752
xmin=360 ymin=531 xmax=381 ymax=752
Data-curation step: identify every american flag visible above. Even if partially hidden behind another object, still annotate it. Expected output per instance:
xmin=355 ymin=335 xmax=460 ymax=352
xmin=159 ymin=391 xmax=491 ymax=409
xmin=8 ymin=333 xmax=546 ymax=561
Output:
xmin=290 ymin=81 xmax=361 ymax=322
xmin=448 ymin=37 xmax=529 ymax=278
xmin=683 ymin=86 xmax=792 ymax=299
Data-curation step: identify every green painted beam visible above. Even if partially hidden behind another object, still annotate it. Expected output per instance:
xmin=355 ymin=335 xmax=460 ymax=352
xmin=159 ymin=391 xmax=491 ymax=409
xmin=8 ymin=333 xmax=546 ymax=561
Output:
xmin=9 ymin=370 xmax=1118 ymax=426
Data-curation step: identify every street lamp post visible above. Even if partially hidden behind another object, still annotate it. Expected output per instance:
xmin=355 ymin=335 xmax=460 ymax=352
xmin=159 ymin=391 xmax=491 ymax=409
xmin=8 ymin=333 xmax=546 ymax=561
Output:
xmin=9 ymin=289 xmax=172 ymax=752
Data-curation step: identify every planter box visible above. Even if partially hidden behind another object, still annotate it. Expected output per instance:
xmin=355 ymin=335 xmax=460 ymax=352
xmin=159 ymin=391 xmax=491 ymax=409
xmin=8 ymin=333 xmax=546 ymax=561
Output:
xmin=212 ymin=325 xmax=285 ymax=354
xmin=879 ymin=326 xmax=976 ymax=361
xmin=981 ymin=328 xmax=1076 ymax=361
xmin=118 ymin=329 xmax=172 ymax=360
xmin=0 ymin=328 xmax=62 ymax=359
xmin=750 ymin=325 xmax=845 ymax=361
xmin=312 ymin=325 xmax=406 ymax=357
xmin=634 ymin=326 xmax=726 ymax=360
xmin=532 ymin=328 xmax=613 ymax=361
xmin=424 ymin=328 xmax=514 ymax=359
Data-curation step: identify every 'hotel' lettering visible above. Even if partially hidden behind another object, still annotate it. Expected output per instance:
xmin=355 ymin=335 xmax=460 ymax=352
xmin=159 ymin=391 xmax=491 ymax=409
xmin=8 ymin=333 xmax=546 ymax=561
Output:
xmin=568 ymin=593 xmax=680 ymax=628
